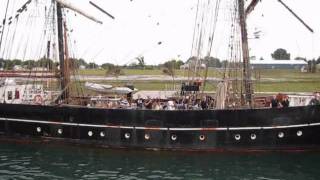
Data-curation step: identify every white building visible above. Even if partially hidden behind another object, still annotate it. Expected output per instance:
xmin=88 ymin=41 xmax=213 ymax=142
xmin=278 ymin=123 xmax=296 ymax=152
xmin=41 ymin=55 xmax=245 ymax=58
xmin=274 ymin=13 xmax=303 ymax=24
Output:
xmin=79 ymin=65 xmax=86 ymax=70
xmin=32 ymin=67 xmax=48 ymax=71
xmin=180 ymin=63 xmax=206 ymax=70
xmin=250 ymin=59 xmax=307 ymax=70
xmin=13 ymin=65 xmax=24 ymax=71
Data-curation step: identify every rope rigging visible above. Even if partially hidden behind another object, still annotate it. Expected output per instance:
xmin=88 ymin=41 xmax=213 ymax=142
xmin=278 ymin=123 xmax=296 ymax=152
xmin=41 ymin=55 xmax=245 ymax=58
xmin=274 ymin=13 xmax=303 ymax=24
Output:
xmin=188 ymin=0 xmax=222 ymax=85
xmin=0 ymin=0 xmax=10 ymax=53
xmin=187 ymin=0 xmax=253 ymax=108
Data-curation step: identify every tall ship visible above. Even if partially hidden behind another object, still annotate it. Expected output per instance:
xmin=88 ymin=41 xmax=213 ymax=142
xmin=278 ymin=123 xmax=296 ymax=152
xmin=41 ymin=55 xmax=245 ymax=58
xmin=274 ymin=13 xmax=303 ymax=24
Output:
xmin=0 ymin=0 xmax=319 ymax=151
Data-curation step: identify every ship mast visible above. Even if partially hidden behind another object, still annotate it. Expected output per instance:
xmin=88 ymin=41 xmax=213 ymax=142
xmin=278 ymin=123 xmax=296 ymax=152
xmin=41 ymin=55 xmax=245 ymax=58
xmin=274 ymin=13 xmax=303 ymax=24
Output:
xmin=238 ymin=0 xmax=253 ymax=107
xmin=54 ymin=0 xmax=110 ymax=103
xmin=56 ymin=2 xmax=69 ymax=102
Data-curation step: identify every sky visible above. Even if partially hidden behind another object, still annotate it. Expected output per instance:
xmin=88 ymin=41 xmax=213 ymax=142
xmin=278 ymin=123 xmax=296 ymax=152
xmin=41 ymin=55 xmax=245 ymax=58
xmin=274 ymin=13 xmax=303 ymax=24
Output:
xmin=0 ymin=0 xmax=320 ymax=65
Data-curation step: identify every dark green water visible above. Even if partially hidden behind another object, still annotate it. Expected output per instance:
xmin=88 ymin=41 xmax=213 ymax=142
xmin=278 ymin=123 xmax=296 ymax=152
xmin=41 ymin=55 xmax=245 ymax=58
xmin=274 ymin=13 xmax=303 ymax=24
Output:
xmin=0 ymin=143 xmax=319 ymax=180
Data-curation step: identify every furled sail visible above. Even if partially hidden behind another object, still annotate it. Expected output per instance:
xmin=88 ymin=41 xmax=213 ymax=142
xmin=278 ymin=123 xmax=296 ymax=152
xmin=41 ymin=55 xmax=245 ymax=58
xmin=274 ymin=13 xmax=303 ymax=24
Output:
xmin=54 ymin=0 xmax=103 ymax=24
xmin=85 ymin=82 xmax=137 ymax=95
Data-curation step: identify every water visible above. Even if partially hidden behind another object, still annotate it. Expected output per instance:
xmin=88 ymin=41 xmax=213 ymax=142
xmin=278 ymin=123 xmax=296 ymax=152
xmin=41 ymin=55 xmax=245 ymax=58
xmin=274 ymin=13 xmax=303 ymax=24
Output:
xmin=0 ymin=143 xmax=319 ymax=180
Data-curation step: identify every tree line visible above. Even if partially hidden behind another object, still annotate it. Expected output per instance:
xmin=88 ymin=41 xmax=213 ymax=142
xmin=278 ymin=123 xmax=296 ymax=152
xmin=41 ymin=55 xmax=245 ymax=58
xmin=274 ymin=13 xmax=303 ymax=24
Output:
xmin=0 ymin=58 xmax=57 ymax=70
xmin=0 ymin=56 xmax=224 ymax=70
xmin=0 ymin=57 xmax=111 ymax=70
xmin=1 ymin=48 xmax=319 ymax=71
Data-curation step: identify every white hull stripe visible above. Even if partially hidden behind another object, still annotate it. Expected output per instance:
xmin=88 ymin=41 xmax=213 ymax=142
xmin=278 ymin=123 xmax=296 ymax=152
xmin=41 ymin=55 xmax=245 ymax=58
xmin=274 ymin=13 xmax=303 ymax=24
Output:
xmin=0 ymin=117 xmax=319 ymax=131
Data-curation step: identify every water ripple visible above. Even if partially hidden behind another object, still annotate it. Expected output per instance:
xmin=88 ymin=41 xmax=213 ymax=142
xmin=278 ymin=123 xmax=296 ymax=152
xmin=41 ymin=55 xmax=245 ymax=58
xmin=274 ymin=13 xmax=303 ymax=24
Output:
xmin=0 ymin=143 xmax=319 ymax=179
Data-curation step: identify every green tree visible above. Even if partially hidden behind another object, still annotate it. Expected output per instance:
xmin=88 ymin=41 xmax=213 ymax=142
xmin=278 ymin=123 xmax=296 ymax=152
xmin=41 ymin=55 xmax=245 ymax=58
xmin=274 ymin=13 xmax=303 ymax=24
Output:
xmin=22 ymin=60 xmax=36 ymax=69
xmin=0 ymin=59 xmax=4 ymax=69
xmin=87 ymin=62 xmax=98 ymax=69
xmin=176 ymin=60 xmax=184 ymax=68
xmin=203 ymin=56 xmax=221 ymax=67
xmin=37 ymin=58 xmax=54 ymax=70
xmin=136 ymin=56 xmax=145 ymax=69
xmin=127 ymin=62 xmax=138 ymax=69
xmin=4 ymin=60 xmax=14 ymax=70
xmin=162 ymin=60 xmax=177 ymax=88
xmin=162 ymin=59 xmax=184 ymax=69
xmin=69 ymin=58 xmax=79 ymax=69
xmin=294 ymin=57 xmax=306 ymax=61
xmin=271 ymin=48 xmax=290 ymax=60
xmin=78 ymin=58 xmax=88 ymax=67
xmin=186 ymin=56 xmax=197 ymax=63
xmin=12 ymin=59 xmax=22 ymax=66
xmin=70 ymin=58 xmax=88 ymax=69
xmin=221 ymin=60 xmax=228 ymax=68
xmin=105 ymin=65 xmax=123 ymax=77
xmin=307 ymin=59 xmax=317 ymax=73
xmin=101 ymin=63 xmax=114 ymax=70
xmin=316 ymin=57 xmax=320 ymax=64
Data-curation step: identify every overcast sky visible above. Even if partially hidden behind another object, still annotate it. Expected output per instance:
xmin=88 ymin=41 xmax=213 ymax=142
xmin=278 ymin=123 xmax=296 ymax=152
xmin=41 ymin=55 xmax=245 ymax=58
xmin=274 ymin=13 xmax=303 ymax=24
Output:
xmin=0 ymin=0 xmax=320 ymax=65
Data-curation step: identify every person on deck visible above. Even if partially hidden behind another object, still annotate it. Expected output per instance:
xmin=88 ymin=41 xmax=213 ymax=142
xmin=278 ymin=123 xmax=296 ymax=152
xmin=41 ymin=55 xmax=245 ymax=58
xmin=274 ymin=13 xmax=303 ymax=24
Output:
xmin=152 ymin=99 xmax=162 ymax=110
xmin=166 ymin=100 xmax=176 ymax=110
xmin=144 ymin=96 xmax=153 ymax=109
xmin=270 ymin=95 xmax=278 ymax=108
xmin=309 ymin=93 xmax=320 ymax=105
xmin=136 ymin=95 xmax=144 ymax=109
xmin=281 ymin=96 xmax=290 ymax=108
xmin=200 ymin=97 xmax=208 ymax=110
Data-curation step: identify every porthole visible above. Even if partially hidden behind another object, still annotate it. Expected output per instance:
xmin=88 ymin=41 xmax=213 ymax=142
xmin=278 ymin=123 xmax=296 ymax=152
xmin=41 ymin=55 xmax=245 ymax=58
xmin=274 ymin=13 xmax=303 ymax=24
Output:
xmin=125 ymin=132 xmax=131 ymax=139
xmin=297 ymin=130 xmax=303 ymax=137
xmin=250 ymin=133 xmax=256 ymax=140
xmin=171 ymin=134 xmax=177 ymax=141
xmin=57 ymin=129 xmax=63 ymax=135
xmin=36 ymin=127 xmax=41 ymax=133
xmin=278 ymin=132 xmax=284 ymax=138
xmin=100 ymin=131 xmax=105 ymax=137
xmin=144 ymin=133 xmax=150 ymax=140
xmin=199 ymin=135 xmax=206 ymax=141
xmin=88 ymin=131 xmax=93 ymax=137
xmin=234 ymin=134 xmax=241 ymax=141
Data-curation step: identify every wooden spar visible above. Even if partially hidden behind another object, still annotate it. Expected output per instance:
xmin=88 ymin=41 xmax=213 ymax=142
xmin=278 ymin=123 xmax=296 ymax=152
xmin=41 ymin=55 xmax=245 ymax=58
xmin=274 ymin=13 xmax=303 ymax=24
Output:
xmin=54 ymin=0 xmax=102 ymax=24
xmin=238 ymin=0 xmax=253 ymax=107
xmin=246 ymin=0 xmax=314 ymax=33
xmin=245 ymin=0 xmax=260 ymax=17
xmin=277 ymin=0 xmax=313 ymax=33
xmin=89 ymin=1 xmax=115 ymax=20
xmin=56 ymin=2 xmax=69 ymax=102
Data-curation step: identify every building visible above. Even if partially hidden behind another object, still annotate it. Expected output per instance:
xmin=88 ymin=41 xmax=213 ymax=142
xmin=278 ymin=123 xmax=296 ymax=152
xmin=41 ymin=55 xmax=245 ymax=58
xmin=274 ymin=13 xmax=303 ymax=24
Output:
xmin=180 ymin=63 xmax=206 ymax=70
xmin=79 ymin=65 xmax=86 ymax=70
xmin=13 ymin=65 xmax=24 ymax=71
xmin=32 ymin=67 xmax=48 ymax=71
xmin=250 ymin=59 xmax=307 ymax=70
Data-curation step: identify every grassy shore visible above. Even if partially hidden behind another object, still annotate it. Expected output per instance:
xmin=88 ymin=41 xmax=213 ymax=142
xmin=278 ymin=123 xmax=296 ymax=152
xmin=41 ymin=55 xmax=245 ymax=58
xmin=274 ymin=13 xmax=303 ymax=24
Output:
xmin=77 ymin=69 xmax=320 ymax=92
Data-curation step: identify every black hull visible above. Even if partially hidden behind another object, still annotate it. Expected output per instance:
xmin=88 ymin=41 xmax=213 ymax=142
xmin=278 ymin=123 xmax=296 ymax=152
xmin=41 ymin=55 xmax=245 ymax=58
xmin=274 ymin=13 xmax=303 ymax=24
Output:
xmin=0 ymin=103 xmax=319 ymax=151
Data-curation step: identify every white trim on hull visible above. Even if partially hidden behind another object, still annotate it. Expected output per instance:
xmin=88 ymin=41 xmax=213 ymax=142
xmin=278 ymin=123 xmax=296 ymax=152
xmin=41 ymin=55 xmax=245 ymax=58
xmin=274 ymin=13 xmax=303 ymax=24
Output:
xmin=0 ymin=117 xmax=318 ymax=131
